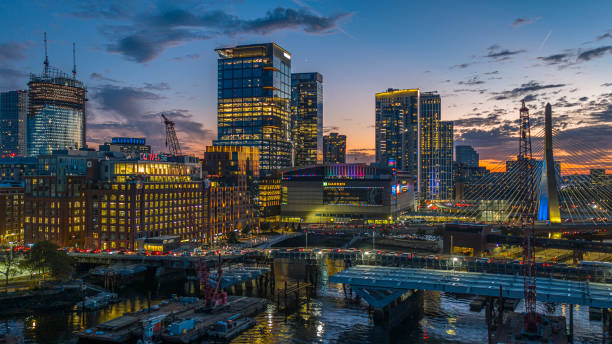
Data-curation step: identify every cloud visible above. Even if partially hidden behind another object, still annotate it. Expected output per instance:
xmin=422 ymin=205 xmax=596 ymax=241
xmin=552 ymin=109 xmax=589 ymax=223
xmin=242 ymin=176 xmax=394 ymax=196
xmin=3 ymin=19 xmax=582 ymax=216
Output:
xmin=512 ymin=17 xmax=541 ymax=27
xmin=597 ymin=31 xmax=612 ymax=40
xmin=323 ymin=126 xmax=340 ymax=134
xmin=143 ymin=82 xmax=170 ymax=91
xmin=602 ymin=83 xmax=612 ymax=87
xmin=458 ymin=76 xmax=485 ymax=86
xmin=577 ymin=46 xmax=612 ymax=61
xmin=104 ymin=6 xmax=352 ymax=62
xmin=346 ymin=148 xmax=375 ymax=164
xmin=90 ymin=72 xmax=118 ymax=83
xmin=0 ymin=67 xmax=26 ymax=89
xmin=454 ymin=112 xmax=502 ymax=128
xmin=451 ymin=63 xmax=472 ymax=69
xmin=491 ymin=80 xmax=566 ymax=100
xmin=537 ymin=52 xmax=574 ymax=66
xmin=484 ymin=45 xmax=526 ymax=61
xmin=93 ymin=84 xmax=163 ymax=116
xmin=0 ymin=42 xmax=30 ymax=63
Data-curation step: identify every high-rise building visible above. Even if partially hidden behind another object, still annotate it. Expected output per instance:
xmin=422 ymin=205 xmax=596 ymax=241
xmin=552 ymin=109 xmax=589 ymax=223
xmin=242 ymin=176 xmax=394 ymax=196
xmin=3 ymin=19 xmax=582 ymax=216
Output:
xmin=439 ymin=121 xmax=454 ymax=200
xmin=376 ymin=89 xmax=453 ymax=201
xmin=0 ymin=90 xmax=28 ymax=157
xmin=99 ymin=137 xmax=151 ymax=156
xmin=323 ymin=132 xmax=346 ymax=164
xmin=214 ymin=43 xmax=292 ymax=173
xmin=291 ymin=72 xmax=323 ymax=167
xmin=455 ymin=145 xmax=479 ymax=168
xmin=27 ymin=67 xmax=86 ymax=157
xmin=375 ymin=89 xmax=419 ymax=171
xmin=0 ymin=183 xmax=24 ymax=244
xmin=203 ymin=145 xmax=260 ymax=179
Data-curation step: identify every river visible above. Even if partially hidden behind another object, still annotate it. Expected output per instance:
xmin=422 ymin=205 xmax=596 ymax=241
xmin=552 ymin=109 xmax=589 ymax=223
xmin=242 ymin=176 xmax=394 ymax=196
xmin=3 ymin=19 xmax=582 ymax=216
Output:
xmin=0 ymin=259 xmax=605 ymax=343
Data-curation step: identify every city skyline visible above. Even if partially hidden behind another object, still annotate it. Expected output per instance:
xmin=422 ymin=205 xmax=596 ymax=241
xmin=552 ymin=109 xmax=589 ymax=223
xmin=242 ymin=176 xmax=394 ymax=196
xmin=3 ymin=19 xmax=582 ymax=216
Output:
xmin=0 ymin=1 xmax=610 ymax=172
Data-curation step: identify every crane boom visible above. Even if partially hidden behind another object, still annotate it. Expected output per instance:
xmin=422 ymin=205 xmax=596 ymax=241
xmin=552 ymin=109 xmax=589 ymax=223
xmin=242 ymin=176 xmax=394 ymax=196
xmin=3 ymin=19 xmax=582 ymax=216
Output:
xmin=161 ymin=113 xmax=182 ymax=156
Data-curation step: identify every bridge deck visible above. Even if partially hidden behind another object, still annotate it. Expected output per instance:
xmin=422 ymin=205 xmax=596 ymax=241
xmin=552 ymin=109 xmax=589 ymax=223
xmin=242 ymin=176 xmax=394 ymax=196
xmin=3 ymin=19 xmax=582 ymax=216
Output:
xmin=330 ymin=265 xmax=612 ymax=309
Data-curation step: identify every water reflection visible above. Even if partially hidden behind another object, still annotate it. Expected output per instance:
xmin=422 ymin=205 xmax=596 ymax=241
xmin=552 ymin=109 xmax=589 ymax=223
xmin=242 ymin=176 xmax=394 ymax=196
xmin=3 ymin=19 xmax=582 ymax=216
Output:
xmin=0 ymin=260 xmax=605 ymax=344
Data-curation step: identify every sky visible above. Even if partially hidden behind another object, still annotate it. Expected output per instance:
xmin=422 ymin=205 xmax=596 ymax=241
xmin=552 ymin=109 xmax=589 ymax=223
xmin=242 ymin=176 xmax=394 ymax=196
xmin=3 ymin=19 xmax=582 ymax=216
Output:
xmin=0 ymin=0 xmax=610 ymax=173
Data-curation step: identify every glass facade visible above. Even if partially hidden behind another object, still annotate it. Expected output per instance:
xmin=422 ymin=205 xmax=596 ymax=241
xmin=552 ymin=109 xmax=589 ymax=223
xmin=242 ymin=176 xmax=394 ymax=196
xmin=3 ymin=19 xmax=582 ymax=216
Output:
xmin=375 ymin=89 xmax=419 ymax=172
xmin=27 ymin=67 xmax=86 ymax=157
xmin=456 ymin=145 xmax=479 ymax=167
xmin=214 ymin=43 xmax=292 ymax=172
xmin=0 ymin=90 xmax=28 ymax=156
xmin=323 ymin=132 xmax=346 ymax=164
xmin=291 ymin=72 xmax=323 ymax=166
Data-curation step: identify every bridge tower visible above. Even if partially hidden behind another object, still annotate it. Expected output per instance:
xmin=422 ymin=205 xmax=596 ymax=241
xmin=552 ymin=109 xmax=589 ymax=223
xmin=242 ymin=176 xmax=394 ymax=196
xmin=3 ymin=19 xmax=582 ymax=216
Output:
xmin=518 ymin=100 xmax=538 ymax=334
xmin=537 ymin=103 xmax=561 ymax=223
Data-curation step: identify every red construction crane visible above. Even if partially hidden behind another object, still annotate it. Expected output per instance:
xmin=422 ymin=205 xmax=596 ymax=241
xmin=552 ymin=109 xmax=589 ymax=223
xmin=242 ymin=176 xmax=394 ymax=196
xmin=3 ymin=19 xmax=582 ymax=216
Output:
xmin=161 ymin=113 xmax=182 ymax=156
xmin=518 ymin=100 xmax=539 ymax=334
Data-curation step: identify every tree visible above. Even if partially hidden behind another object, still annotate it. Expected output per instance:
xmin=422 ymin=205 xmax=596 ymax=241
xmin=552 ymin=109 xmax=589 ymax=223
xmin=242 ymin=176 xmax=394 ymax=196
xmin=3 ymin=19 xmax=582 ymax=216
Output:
xmin=0 ymin=246 xmax=18 ymax=294
xmin=227 ymin=231 xmax=240 ymax=244
xmin=21 ymin=241 xmax=74 ymax=281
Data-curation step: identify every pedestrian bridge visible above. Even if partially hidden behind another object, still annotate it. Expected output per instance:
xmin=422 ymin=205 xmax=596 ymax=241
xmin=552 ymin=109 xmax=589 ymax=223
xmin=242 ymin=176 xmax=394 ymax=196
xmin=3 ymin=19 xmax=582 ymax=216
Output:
xmin=329 ymin=265 xmax=612 ymax=309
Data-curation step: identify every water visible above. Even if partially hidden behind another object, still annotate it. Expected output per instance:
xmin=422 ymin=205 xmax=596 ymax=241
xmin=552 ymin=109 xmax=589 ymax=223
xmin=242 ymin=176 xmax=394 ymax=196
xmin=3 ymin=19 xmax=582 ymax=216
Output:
xmin=0 ymin=259 xmax=605 ymax=343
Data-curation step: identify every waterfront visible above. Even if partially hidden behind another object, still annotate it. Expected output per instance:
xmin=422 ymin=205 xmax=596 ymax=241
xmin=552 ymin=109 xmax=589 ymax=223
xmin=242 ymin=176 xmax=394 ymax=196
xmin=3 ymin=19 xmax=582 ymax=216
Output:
xmin=1 ymin=259 xmax=606 ymax=343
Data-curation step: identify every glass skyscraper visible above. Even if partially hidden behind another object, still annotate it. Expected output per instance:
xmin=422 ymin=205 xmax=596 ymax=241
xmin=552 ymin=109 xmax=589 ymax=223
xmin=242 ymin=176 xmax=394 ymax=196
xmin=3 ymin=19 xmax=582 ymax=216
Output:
xmin=375 ymin=89 xmax=419 ymax=171
xmin=323 ymin=132 xmax=346 ymax=164
xmin=27 ymin=67 xmax=86 ymax=157
xmin=376 ymin=89 xmax=453 ymax=201
xmin=0 ymin=90 xmax=28 ymax=156
xmin=214 ymin=43 xmax=292 ymax=173
xmin=456 ymin=145 xmax=479 ymax=167
xmin=291 ymin=72 xmax=323 ymax=167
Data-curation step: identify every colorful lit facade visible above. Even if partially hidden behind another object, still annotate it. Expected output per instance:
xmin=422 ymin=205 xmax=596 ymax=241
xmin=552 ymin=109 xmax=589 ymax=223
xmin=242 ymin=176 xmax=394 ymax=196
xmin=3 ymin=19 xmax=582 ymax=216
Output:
xmin=291 ymin=72 xmax=323 ymax=167
xmin=323 ymin=132 xmax=346 ymax=164
xmin=214 ymin=43 xmax=292 ymax=173
xmin=27 ymin=67 xmax=86 ymax=157
xmin=438 ymin=120 xmax=454 ymax=200
xmin=0 ymin=90 xmax=28 ymax=157
xmin=281 ymin=164 xmax=415 ymax=224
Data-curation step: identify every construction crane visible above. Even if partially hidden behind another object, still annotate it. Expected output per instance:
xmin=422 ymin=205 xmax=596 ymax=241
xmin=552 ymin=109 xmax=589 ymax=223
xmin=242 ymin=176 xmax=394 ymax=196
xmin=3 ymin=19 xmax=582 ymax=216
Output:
xmin=161 ymin=113 xmax=182 ymax=156
xmin=518 ymin=100 xmax=538 ymax=334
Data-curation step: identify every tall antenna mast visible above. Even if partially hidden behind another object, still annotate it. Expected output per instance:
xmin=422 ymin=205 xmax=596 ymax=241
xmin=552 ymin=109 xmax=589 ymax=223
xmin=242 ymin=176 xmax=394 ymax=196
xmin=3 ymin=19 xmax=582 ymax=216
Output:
xmin=72 ymin=42 xmax=77 ymax=79
xmin=44 ymin=32 xmax=49 ymax=76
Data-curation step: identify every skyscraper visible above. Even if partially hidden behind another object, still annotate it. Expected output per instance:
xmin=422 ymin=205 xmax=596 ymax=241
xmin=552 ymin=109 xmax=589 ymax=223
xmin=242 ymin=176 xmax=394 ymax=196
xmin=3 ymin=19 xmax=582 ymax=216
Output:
xmin=291 ymin=72 xmax=323 ymax=167
xmin=376 ymin=89 xmax=452 ymax=201
xmin=375 ymin=89 xmax=419 ymax=171
xmin=0 ymin=90 xmax=28 ymax=156
xmin=214 ymin=43 xmax=292 ymax=173
xmin=323 ymin=132 xmax=346 ymax=164
xmin=455 ymin=145 xmax=479 ymax=167
xmin=27 ymin=68 xmax=86 ymax=156
xmin=439 ymin=121 xmax=454 ymax=200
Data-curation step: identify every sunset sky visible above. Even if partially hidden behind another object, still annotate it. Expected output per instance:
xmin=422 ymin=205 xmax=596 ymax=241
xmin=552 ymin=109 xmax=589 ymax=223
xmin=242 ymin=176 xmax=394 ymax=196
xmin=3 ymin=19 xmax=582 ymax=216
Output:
xmin=0 ymin=0 xmax=610 ymax=173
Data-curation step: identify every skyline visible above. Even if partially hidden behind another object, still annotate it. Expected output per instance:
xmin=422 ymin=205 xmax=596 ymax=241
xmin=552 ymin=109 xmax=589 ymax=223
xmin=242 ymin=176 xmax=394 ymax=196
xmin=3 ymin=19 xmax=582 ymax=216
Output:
xmin=0 ymin=1 xmax=611 ymax=173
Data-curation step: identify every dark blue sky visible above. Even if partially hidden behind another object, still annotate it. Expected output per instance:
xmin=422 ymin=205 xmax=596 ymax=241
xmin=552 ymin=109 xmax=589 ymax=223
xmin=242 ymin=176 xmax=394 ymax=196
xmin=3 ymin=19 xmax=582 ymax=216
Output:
xmin=0 ymin=0 xmax=610 ymax=171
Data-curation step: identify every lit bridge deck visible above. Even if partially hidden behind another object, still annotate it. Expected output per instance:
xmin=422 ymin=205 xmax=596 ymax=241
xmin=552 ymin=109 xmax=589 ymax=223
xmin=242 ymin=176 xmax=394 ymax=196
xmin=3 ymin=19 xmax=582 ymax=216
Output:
xmin=330 ymin=265 xmax=612 ymax=309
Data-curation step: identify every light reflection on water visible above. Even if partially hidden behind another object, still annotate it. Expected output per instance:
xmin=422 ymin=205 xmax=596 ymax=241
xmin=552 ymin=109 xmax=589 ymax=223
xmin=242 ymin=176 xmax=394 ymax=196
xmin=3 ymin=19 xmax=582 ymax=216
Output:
xmin=0 ymin=259 xmax=605 ymax=344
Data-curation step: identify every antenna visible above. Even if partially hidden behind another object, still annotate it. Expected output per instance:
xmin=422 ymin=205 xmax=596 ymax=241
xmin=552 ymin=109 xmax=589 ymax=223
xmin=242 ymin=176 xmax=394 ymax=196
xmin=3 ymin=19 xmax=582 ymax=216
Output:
xmin=44 ymin=32 xmax=49 ymax=76
xmin=72 ymin=42 xmax=76 ymax=79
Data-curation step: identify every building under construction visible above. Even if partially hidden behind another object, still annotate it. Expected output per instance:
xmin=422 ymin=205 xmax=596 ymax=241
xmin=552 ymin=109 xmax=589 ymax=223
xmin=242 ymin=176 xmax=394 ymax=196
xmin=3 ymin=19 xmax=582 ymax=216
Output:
xmin=27 ymin=37 xmax=86 ymax=157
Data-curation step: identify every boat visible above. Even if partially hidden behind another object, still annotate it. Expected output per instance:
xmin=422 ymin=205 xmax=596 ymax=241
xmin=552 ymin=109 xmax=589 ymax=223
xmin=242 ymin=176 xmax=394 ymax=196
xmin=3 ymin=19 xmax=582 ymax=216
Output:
xmin=206 ymin=314 xmax=256 ymax=340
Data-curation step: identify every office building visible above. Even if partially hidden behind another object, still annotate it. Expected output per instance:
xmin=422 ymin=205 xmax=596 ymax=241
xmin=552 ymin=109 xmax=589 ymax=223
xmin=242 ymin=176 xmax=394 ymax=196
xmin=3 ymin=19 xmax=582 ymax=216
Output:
xmin=291 ymin=72 xmax=323 ymax=167
xmin=281 ymin=164 xmax=415 ymax=224
xmin=0 ymin=157 xmax=36 ymax=183
xmin=375 ymin=89 xmax=453 ymax=201
xmin=27 ymin=67 xmax=86 ymax=156
xmin=99 ymin=137 xmax=151 ymax=156
xmin=438 ymin=121 xmax=454 ymax=200
xmin=203 ymin=145 xmax=260 ymax=179
xmin=375 ymin=89 xmax=419 ymax=171
xmin=456 ymin=145 xmax=479 ymax=168
xmin=0 ymin=182 xmax=24 ymax=244
xmin=0 ymin=90 xmax=28 ymax=157
xmin=214 ymin=43 xmax=292 ymax=172
xmin=323 ymin=132 xmax=346 ymax=164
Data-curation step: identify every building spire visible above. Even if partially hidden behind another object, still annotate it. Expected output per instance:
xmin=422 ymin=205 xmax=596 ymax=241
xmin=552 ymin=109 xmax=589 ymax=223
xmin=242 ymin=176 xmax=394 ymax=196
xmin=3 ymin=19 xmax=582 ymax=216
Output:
xmin=72 ymin=42 xmax=76 ymax=79
xmin=44 ymin=32 xmax=49 ymax=76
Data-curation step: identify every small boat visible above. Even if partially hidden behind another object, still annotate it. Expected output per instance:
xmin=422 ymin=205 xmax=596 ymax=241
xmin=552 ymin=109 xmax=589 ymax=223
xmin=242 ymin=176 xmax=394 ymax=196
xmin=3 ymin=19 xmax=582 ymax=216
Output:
xmin=206 ymin=314 xmax=255 ymax=340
